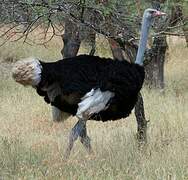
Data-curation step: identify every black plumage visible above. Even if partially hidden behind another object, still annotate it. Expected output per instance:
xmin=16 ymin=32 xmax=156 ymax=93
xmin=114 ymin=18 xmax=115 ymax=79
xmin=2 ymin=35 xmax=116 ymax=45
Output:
xmin=36 ymin=55 xmax=145 ymax=121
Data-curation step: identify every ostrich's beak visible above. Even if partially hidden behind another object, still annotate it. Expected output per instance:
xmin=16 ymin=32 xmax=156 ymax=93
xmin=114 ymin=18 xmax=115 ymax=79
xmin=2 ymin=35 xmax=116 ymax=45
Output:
xmin=154 ymin=11 xmax=166 ymax=17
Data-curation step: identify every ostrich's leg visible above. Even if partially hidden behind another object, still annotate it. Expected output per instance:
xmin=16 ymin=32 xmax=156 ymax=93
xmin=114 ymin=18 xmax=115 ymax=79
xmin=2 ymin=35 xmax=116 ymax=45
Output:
xmin=64 ymin=89 xmax=114 ymax=159
xmin=64 ymin=120 xmax=82 ymax=159
xmin=79 ymin=120 xmax=93 ymax=154
xmin=135 ymin=92 xmax=148 ymax=143
xmin=64 ymin=119 xmax=92 ymax=159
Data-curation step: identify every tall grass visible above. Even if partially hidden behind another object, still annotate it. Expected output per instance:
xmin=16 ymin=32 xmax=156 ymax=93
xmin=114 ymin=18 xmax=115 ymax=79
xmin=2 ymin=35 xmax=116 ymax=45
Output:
xmin=0 ymin=36 xmax=188 ymax=179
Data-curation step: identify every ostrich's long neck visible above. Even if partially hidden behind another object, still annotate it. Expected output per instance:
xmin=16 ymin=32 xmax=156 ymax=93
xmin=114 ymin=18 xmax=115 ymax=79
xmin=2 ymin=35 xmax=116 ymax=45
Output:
xmin=135 ymin=13 xmax=151 ymax=66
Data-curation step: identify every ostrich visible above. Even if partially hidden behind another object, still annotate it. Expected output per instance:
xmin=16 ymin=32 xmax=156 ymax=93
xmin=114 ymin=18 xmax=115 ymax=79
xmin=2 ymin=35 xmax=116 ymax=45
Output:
xmin=12 ymin=9 xmax=165 ymax=158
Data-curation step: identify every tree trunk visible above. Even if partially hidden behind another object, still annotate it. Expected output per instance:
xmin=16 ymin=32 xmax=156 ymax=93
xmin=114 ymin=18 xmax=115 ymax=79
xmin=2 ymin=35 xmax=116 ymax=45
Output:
xmin=61 ymin=19 xmax=81 ymax=58
xmin=79 ymin=23 xmax=96 ymax=55
xmin=145 ymin=36 xmax=167 ymax=89
xmin=108 ymin=38 xmax=124 ymax=61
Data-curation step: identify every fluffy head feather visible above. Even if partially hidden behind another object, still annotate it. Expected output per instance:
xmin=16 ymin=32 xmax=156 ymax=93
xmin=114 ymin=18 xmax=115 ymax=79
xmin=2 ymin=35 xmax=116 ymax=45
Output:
xmin=12 ymin=57 xmax=42 ymax=86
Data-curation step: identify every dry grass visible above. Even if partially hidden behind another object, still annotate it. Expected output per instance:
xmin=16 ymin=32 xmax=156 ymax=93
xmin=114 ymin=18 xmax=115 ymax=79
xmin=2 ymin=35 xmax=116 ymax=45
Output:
xmin=0 ymin=36 xmax=188 ymax=179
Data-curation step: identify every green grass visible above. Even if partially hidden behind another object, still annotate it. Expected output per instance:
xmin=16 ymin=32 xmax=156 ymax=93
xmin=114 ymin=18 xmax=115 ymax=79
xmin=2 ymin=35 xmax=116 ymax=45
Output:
xmin=0 ymin=36 xmax=188 ymax=179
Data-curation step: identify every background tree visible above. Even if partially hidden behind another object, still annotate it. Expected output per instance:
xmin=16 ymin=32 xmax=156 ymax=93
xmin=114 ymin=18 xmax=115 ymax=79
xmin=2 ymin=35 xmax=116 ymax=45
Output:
xmin=144 ymin=0 xmax=188 ymax=88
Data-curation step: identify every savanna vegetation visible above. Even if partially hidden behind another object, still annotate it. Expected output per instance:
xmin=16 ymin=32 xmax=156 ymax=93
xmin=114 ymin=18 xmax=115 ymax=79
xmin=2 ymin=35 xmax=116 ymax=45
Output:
xmin=0 ymin=0 xmax=188 ymax=179
xmin=0 ymin=36 xmax=187 ymax=179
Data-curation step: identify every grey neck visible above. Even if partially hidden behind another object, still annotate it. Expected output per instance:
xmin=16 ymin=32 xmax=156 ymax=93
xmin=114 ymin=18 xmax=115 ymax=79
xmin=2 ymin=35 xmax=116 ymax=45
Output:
xmin=135 ymin=11 xmax=152 ymax=66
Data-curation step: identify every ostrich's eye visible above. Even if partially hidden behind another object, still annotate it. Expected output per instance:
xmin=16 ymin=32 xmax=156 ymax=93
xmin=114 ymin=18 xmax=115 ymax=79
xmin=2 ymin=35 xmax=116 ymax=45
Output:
xmin=151 ymin=11 xmax=157 ymax=16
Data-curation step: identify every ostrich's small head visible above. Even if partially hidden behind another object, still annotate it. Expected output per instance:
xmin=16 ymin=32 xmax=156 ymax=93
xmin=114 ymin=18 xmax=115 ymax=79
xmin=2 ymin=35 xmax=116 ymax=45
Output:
xmin=144 ymin=8 xmax=166 ymax=19
xmin=12 ymin=57 xmax=42 ymax=86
